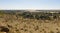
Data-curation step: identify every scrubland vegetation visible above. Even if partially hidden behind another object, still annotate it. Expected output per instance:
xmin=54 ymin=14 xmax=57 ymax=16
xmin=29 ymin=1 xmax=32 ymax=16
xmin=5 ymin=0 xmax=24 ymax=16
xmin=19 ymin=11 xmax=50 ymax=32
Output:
xmin=0 ymin=10 xmax=60 ymax=33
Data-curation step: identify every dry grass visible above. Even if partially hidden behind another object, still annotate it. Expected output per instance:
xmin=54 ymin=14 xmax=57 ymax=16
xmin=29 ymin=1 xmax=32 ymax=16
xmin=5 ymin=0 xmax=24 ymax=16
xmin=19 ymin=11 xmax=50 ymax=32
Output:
xmin=0 ymin=12 xmax=60 ymax=33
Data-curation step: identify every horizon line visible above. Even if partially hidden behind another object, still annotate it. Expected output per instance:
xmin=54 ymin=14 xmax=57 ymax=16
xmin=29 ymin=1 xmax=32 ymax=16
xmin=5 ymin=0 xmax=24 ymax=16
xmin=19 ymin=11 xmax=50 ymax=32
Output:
xmin=0 ymin=9 xmax=60 ymax=10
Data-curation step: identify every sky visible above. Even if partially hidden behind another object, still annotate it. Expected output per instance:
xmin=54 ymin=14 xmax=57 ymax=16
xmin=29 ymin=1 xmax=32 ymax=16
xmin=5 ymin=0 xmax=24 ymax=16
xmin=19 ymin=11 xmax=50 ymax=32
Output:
xmin=0 ymin=0 xmax=60 ymax=10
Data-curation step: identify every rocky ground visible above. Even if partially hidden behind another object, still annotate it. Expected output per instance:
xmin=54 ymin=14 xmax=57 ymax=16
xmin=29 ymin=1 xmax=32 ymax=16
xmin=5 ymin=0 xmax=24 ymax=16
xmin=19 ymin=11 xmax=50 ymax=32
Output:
xmin=0 ymin=14 xmax=60 ymax=33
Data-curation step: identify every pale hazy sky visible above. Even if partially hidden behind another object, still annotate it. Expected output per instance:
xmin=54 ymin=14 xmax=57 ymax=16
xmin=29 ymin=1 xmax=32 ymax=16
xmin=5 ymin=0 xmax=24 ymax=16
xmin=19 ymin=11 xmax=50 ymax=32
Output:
xmin=0 ymin=0 xmax=60 ymax=10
